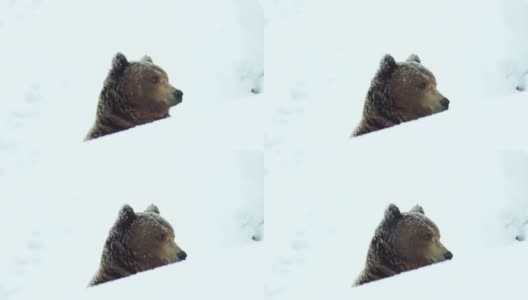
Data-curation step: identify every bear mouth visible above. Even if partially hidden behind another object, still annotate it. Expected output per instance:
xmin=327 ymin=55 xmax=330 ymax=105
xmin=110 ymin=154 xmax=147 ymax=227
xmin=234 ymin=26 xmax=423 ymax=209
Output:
xmin=431 ymin=256 xmax=449 ymax=264
xmin=431 ymin=104 xmax=448 ymax=114
xmin=169 ymin=97 xmax=183 ymax=106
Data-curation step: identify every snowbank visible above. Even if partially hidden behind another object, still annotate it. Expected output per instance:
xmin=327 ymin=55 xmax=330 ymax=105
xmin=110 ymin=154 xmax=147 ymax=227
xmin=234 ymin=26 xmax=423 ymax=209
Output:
xmin=0 ymin=1 xmax=263 ymax=299
xmin=285 ymin=243 xmax=528 ymax=300
xmin=2 ymin=0 xmax=528 ymax=299
xmin=0 ymin=0 xmax=263 ymax=171
xmin=265 ymin=1 xmax=528 ymax=299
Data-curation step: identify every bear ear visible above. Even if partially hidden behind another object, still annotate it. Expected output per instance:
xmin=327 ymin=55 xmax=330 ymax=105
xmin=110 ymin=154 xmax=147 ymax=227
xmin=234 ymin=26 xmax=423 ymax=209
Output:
xmin=110 ymin=52 xmax=129 ymax=77
xmin=383 ymin=203 xmax=402 ymax=225
xmin=379 ymin=54 xmax=397 ymax=77
xmin=145 ymin=204 xmax=160 ymax=215
xmin=406 ymin=54 xmax=421 ymax=64
xmin=116 ymin=204 xmax=136 ymax=228
xmin=141 ymin=55 xmax=153 ymax=63
xmin=410 ymin=204 xmax=425 ymax=215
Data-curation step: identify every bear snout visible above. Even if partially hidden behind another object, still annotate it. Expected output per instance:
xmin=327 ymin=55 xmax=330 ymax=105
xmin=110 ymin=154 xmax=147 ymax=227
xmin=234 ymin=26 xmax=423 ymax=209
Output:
xmin=173 ymin=90 xmax=183 ymax=100
xmin=167 ymin=89 xmax=183 ymax=106
xmin=177 ymin=251 xmax=187 ymax=261
xmin=443 ymin=251 xmax=453 ymax=260
xmin=440 ymin=98 xmax=450 ymax=109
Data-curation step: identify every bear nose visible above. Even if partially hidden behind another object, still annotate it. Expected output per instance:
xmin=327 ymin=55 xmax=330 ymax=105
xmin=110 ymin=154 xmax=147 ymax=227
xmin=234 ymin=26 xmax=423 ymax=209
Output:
xmin=443 ymin=251 xmax=453 ymax=260
xmin=440 ymin=98 xmax=450 ymax=109
xmin=177 ymin=251 xmax=187 ymax=260
xmin=174 ymin=90 xmax=183 ymax=99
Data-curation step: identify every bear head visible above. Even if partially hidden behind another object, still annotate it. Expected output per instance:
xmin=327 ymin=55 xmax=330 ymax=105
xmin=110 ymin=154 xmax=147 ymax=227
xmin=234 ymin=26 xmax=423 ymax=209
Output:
xmin=122 ymin=204 xmax=187 ymax=271
xmin=380 ymin=204 xmax=453 ymax=270
xmin=90 ymin=204 xmax=187 ymax=286
xmin=107 ymin=52 xmax=183 ymax=122
xmin=354 ymin=203 xmax=453 ymax=286
xmin=379 ymin=54 xmax=449 ymax=122
xmin=352 ymin=54 xmax=450 ymax=137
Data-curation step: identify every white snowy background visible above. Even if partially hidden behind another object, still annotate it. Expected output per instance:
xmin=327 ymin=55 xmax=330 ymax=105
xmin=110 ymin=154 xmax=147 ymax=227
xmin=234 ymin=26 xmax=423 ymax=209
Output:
xmin=0 ymin=0 xmax=263 ymax=299
xmin=2 ymin=0 xmax=528 ymax=299
xmin=264 ymin=0 xmax=528 ymax=299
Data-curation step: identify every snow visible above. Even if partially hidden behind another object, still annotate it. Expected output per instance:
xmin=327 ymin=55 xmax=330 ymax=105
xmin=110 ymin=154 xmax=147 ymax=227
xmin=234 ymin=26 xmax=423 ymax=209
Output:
xmin=265 ymin=0 xmax=528 ymax=299
xmin=2 ymin=0 xmax=528 ymax=299
xmin=0 ymin=0 xmax=263 ymax=299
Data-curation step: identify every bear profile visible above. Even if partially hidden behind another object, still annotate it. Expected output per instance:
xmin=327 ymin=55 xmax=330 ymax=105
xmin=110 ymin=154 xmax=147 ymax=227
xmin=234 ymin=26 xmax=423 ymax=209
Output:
xmin=353 ymin=204 xmax=453 ymax=286
xmin=89 ymin=204 xmax=187 ymax=286
xmin=351 ymin=54 xmax=450 ymax=137
xmin=85 ymin=53 xmax=183 ymax=141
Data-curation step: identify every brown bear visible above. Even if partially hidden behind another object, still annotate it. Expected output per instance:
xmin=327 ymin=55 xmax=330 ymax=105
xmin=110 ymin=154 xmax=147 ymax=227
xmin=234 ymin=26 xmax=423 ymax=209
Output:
xmin=89 ymin=204 xmax=187 ymax=286
xmin=353 ymin=204 xmax=453 ymax=286
xmin=85 ymin=53 xmax=183 ymax=141
xmin=351 ymin=54 xmax=449 ymax=137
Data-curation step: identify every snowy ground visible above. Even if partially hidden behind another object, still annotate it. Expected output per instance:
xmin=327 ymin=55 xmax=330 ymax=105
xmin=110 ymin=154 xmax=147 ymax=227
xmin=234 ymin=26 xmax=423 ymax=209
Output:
xmin=2 ymin=0 xmax=528 ymax=299
xmin=265 ymin=0 xmax=528 ymax=299
xmin=0 ymin=0 xmax=263 ymax=299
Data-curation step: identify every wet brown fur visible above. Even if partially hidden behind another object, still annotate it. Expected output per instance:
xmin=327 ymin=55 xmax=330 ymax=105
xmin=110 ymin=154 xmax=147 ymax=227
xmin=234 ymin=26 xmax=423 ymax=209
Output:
xmin=89 ymin=204 xmax=187 ymax=286
xmin=85 ymin=53 xmax=183 ymax=141
xmin=352 ymin=54 xmax=449 ymax=137
xmin=353 ymin=204 xmax=452 ymax=286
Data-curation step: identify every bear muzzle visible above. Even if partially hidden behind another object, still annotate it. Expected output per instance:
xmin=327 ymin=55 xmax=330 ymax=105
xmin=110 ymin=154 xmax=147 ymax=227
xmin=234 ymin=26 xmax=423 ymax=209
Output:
xmin=443 ymin=250 xmax=453 ymax=260
xmin=440 ymin=97 xmax=450 ymax=109
xmin=177 ymin=251 xmax=187 ymax=261
xmin=169 ymin=90 xmax=184 ymax=106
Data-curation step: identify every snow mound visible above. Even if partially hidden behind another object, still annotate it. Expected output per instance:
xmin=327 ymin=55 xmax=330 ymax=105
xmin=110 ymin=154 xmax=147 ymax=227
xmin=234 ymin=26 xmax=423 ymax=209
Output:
xmin=266 ymin=1 xmax=528 ymax=299
xmin=0 ymin=1 xmax=263 ymax=299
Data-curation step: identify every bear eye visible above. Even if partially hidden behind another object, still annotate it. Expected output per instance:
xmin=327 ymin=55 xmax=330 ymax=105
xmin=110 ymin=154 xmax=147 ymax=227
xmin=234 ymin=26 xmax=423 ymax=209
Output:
xmin=151 ymin=76 xmax=160 ymax=84
xmin=424 ymin=233 xmax=433 ymax=241
xmin=157 ymin=233 xmax=166 ymax=241
xmin=418 ymin=82 xmax=428 ymax=90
